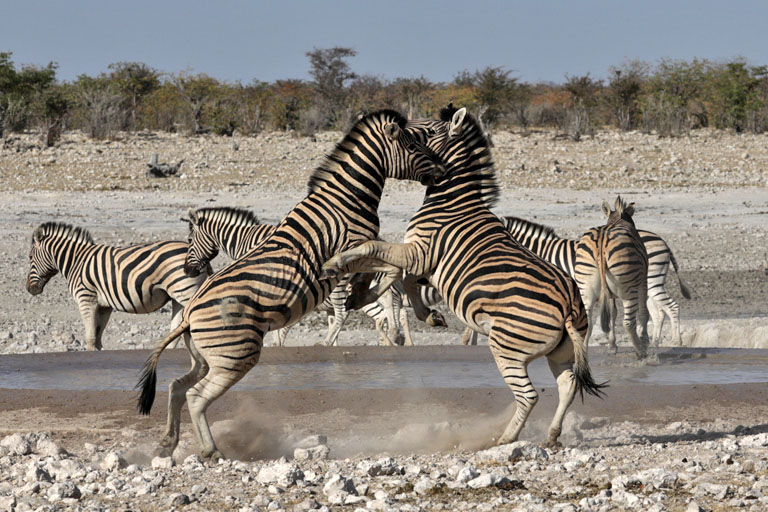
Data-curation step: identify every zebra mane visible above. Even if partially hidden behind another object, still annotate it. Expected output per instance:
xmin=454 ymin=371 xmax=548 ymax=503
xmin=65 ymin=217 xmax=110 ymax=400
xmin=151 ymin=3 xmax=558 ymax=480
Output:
xmin=33 ymin=222 xmax=94 ymax=245
xmin=308 ymin=109 xmax=408 ymax=194
xmin=194 ymin=207 xmax=260 ymax=226
xmin=503 ymin=216 xmax=561 ymax=239
xmin=436 ymin=105 xmax=499 ymax=209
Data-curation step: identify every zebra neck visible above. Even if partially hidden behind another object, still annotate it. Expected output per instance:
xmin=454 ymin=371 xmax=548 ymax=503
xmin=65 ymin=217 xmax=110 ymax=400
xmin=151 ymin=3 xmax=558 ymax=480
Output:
xmin=53 ymin=240 xmax=93 ymax=281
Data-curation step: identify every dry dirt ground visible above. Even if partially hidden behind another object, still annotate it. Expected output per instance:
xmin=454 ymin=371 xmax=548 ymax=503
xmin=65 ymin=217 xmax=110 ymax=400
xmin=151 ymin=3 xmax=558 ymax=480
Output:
xmin=0 ymin=128 xmax=767 ymax=511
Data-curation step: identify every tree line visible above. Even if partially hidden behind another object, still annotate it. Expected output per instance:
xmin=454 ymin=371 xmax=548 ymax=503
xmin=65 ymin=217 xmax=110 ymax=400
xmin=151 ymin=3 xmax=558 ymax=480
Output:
xmin=1 ymin=47 xmax=767 ymax=147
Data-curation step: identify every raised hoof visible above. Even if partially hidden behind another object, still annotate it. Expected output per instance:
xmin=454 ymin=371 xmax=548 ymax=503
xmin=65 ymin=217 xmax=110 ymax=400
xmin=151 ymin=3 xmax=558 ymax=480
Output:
xmin=426 ymin=310 xmax=447 ymax=327
xmin=543 ymin=439 xmax=563 ymax=450
xmin=319 ymin=268 xmax=338 ymax=281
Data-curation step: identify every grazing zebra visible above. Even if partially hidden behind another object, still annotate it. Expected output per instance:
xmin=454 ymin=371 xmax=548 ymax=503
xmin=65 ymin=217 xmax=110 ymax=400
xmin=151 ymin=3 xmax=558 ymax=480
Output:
xmin=322 ymin=106 xmax=605 ymax=447
xmin=503 ymin=216 xmax=691 ymax=346
xmin=183 ymin=206 xmax=402 ymax=346
xmin=136 ymin=110 xmax=446 ymax=459
xmin=574 ymin=196 xmax=650 ymax=359
xmin=26 ymin=222 xmax=208 ymax=350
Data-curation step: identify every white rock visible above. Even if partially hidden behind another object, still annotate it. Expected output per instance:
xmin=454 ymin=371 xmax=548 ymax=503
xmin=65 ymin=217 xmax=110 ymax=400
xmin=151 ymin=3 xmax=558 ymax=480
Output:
xmin=414 ymin=477 xmax=436 ymax=494
xmin=740 ymin=433 xmax=768 ymax=447
xmin=35 ymin=439 xmax=65 ymax=457
xmin=323 ymin=474 xmax=356 ymax=496
xmin=475 ymin=441 xmax=548 ymax=462
xmin=294 ymin=444 xmax=330 ymax=461
xmin=1 ymin=433 xmax=32 ymax=455
xmin=467 ymin=473 xmax=507 ymax=489
xmin=256 ymin=461 xmax=304 ymax=487
xmin=47 ymin=481 xmax=81 ymax=501
xmin=151 ymin=456 xmax=175 ymax=469
xmin=101 ymin=451 xmax=127 ymax=471
xmin=25 ymin=465 xmax=52 ymax=483
xmin=455 ymin=465 xmax=479 ymax=484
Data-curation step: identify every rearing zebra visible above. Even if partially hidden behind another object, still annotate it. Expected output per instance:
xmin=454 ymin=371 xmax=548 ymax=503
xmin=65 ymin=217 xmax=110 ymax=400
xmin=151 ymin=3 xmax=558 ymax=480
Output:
xmin=183 ymin=206 xmax=403 ymax=346
xmin=26 ymin=222 xmax=208 ymax=350
xmin=503 ymin=216 xmax=691 ymax=347
xmin=136 ymin=110 xmax=445 ymax=459
xmin=322 ymin=106 xmax=605 ymax=447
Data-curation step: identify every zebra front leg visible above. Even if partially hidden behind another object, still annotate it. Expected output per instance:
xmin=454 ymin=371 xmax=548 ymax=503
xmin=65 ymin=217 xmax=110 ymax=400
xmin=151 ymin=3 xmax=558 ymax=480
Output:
xmin=460 ymin=327 xmax=478 ymax=345
xmin=94 ymin=307 xmax=112 ymax=350
xmin=79 ymin=300 xmax=102 ymax=350
xmin=398 ymin=299 xmax=413 ymax=347
xmin=489 ymin=330 xmax=539 ymax=445
xmin=322 ymin=279 xmax=351 ymax=346
xmin=402 ymin=274 xmax=446 ymax=327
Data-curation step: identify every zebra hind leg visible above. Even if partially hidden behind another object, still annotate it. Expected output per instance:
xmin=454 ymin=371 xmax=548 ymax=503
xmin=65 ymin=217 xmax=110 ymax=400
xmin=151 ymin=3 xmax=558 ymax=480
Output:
xmin=185 ymin=349 xmax=260 ymax=460
xmin=544 ymin=351 xmax=577 ymax=448
xmin=489 ymin=329 xmax=539 ymax=446
xmin=607 ymin=300 xmax=617 ymax=353
xmin=160 ymin=330 xmax=208 ymax=457
xmin=647 ymin=296 xmax=665 ymax=347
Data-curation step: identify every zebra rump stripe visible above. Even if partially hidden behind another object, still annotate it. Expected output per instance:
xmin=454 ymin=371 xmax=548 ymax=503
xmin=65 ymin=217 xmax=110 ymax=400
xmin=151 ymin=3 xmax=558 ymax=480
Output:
xmin=136 ymin=109 xmax=445 ymax=459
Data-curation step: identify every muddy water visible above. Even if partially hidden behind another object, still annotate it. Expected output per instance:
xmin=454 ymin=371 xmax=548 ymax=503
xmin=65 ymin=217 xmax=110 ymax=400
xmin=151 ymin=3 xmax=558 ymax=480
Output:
xmin=0 ymin=346 xmax=766 ymax=391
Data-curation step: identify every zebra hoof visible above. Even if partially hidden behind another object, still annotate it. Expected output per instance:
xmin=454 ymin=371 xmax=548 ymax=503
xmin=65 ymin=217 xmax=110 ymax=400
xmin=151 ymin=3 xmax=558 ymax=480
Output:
xmin=426 ymin=311 xmax=447 ymax=327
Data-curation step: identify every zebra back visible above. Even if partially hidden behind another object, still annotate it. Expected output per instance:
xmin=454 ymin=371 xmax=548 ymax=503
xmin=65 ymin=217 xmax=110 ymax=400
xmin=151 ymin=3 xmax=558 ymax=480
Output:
xmin=503 ymin=216 xmax=577 ymax=277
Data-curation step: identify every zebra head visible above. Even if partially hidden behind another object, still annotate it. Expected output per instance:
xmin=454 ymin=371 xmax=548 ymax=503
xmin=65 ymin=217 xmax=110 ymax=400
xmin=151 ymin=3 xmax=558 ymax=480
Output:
xmin=602 ymin=196 xmax=637 ymax=227
xmin=309 ymin=110 xmax=447 ymax=193
xmin=27 ymin=223 xmax=93 ymax=295
xmin=27 ymin=227 xmax=58 ymax=295
xmin=184 ymin=208 xmax=219 ymax=277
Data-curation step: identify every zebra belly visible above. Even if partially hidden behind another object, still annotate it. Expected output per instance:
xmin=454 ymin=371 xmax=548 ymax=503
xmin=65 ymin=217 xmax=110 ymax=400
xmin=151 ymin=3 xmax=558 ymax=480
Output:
xmin=96 ymin=289 xmax=171 ymax=314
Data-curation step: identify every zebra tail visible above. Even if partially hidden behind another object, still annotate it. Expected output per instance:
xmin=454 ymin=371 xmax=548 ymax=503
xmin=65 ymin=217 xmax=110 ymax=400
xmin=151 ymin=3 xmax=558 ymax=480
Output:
xmin=136 ymin=319 xmax=189 ymax=415
xmin=669 ymin=251 xmax=692 ymax=300
xmin=565 ymin=313 xmax=608 ymax=402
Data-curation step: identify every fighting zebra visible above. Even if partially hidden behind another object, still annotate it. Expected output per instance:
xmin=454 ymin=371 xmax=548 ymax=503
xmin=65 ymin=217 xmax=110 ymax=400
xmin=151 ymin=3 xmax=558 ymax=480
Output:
xmin=322 ymin=106 xmax=605 ymax=447
xmin=183 ymin=206 xmax=404 ymax=346
xmin=574 ymin=197 xmax=650 ymax=359
xmin=136 ymin=110 xmax=445 ymax=459
xmin=503 ymin=216 xmax=691 ymax=347
xmin=26 ymin=222 xmax=208 ymax=350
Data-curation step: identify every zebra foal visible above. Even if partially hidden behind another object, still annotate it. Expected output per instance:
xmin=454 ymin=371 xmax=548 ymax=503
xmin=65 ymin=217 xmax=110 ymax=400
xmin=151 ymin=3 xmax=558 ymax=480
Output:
xmin=26 ymin=222 xmax=208 ymax=350
xmin=136 ymin=110 xmax=445 ymax=459
xmin=323 ymin=106 xmax=605 ymax=447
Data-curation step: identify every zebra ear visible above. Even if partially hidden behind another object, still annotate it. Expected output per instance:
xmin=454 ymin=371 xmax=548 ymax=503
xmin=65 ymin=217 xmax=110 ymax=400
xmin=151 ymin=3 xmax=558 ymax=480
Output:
xmin=614 ymin=195 xmax=623 ymax=211
xmin=601 ymin=200 xmax=611 ymax=217
xmin=188 ymin=208 xmax=200 ymax=225
xmin=383 ymin=123 xmax=402 ymax=140
xmin=33 ymin=227 xmax=44 ymax=242
xmin=449 ymin=107 xmax=467 ymax=137
xmin=624 ymin=202 xmax=636 ymax=217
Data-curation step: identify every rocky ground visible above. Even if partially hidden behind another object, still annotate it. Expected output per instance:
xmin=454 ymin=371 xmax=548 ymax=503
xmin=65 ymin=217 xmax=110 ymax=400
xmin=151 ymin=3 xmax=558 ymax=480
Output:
xmin=0 ymin=127 xmax=767 ymax=511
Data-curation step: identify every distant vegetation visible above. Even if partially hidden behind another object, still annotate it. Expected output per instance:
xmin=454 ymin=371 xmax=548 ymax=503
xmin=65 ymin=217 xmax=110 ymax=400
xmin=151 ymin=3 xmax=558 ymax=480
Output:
xmin=1 ymin=48 xmax=767 ymax=146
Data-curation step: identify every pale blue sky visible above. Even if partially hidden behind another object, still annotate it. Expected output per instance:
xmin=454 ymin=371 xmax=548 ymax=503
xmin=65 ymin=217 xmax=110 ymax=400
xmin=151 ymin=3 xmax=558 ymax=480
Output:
xmin=1 ymin=0 xmax=766 ymax=84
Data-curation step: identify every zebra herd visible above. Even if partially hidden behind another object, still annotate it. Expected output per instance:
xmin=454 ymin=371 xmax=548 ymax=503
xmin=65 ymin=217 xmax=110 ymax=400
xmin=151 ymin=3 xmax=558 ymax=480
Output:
xmin=25 ymin=107 xmax=691 ymax=460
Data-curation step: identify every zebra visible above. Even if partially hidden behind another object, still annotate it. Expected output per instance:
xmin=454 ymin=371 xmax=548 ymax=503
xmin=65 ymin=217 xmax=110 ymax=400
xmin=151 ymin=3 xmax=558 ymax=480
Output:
xmin=136 ymin=109 xmax=446 ymax=459
xmin=574 ymin=196 xmax=650 ymax=359
xmin=322 ymin=106 xmax=605 ymax=447
xmin=183 ymin=206 xmax=404 ymax=346
xmin=503 ymin=216 xmax=691 ymax=347
xmin=26 ymin=221 xmax=208 ymax=350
